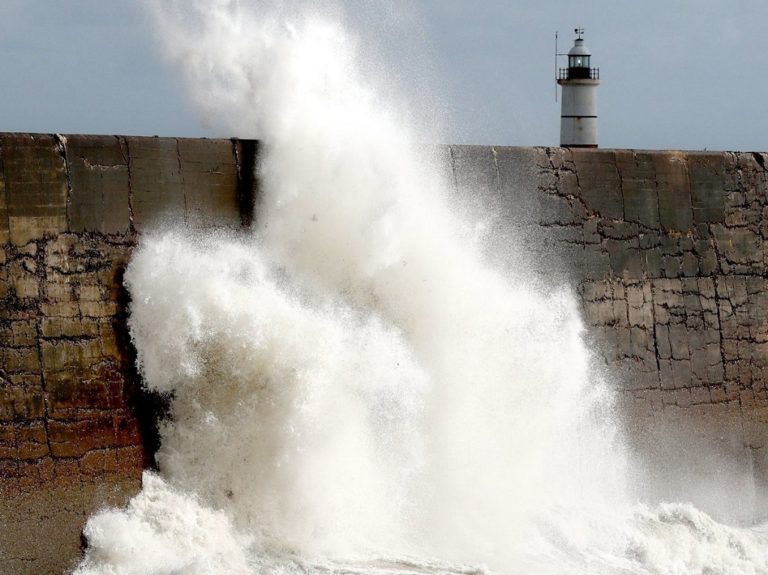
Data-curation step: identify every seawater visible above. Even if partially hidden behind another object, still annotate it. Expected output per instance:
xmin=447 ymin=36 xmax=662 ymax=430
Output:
xmin=75 ymin=2 xmax=768 ymax=574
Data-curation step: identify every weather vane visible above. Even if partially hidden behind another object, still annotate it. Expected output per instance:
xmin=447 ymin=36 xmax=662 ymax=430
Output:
xmin=574 ymin=27 xmax=584 ymax=39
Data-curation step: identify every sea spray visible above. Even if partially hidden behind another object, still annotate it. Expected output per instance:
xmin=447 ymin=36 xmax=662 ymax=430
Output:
xmin=75 ymin=2 xmax=768 ymax=574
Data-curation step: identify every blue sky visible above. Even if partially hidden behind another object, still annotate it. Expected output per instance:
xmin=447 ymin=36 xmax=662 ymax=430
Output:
xmin=0 ymin=0 xmax=766 ymax=151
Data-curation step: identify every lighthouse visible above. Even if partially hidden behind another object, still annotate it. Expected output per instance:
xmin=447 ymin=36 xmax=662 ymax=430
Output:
xmin=557 ymin=28 xmax=600 ymax=148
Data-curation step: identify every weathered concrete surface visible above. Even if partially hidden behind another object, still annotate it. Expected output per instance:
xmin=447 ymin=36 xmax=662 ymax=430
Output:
xmin=0 ymin=133 xmax=256 ymax=575
xmin=453 ymin=144 xmax=768 ymax=522
xmin=1 ymin=134 xmax=768 ymax=572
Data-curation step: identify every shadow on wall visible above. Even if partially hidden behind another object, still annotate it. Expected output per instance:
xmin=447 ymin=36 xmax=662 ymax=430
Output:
xmin=112 ymin=262 xmax=170 ymax=470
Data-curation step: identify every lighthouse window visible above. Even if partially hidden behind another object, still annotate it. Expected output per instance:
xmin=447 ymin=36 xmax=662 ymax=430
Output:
xmin=569 ymin=55 xmax=590 ymax=68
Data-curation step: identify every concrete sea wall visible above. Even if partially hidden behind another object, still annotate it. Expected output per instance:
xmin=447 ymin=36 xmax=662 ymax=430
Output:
xmin=451 ymin=145 xmax=768 ymax=520
xmin=0 ymin=133 xmax=767 ymax=572
xmin=0 ymin=134 xmax=257 ymax=574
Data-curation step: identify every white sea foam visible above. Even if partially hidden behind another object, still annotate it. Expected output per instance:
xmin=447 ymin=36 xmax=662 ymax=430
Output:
xmin=75 ymin=2 xmax=768 ymax=574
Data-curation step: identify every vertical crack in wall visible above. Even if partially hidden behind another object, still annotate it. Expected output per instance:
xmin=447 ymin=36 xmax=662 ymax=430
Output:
xmin=175 ymin=139 xmax=187 ymax=225
xmin=713 ymin=273 xmax=728 ymax=405
xmin=648 ymin=281 xmax=662 ymax=387
xmin=54 ymin=134 xmax=73 ymax=232
xmin=615 ymin=151 xmax=627 ymax=222
xmin=709 ymin=219 xmax=726 ymax=293
xmin=721 ymin=271 xmax=748 ymax=441
xmin=721 ymin=154 xmax=747 ymax=441
xmin=32 ymin=239 xmax=54 ymax=461
xmin=121 ymin=137 xmax=135 ymax=234
xmin=491 ymin=146 xmax=501 ymax=193
xmin=653 ymin=158 xmax=663 ymax=235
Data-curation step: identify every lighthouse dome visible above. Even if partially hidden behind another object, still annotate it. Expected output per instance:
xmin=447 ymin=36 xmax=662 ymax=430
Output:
xmin=569 ymin=38 xmax=591 ymax=56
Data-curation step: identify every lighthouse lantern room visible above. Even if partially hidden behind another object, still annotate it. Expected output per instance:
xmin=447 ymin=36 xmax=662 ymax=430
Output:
xmin=557 ymin=28 xmax=600 ymax=147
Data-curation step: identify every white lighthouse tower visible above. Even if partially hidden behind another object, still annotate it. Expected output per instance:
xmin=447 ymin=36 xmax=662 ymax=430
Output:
xmin=557 ymin=28 xmax=600 ymax=147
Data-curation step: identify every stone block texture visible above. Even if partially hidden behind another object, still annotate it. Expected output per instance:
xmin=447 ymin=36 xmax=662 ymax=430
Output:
xmin=0 ymin=133 xmax=253 ymax=574
xmin=2 ymin=134 xmax=768 ymax=572
xmin=448 ymin=144 xmax=768 ymax=522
